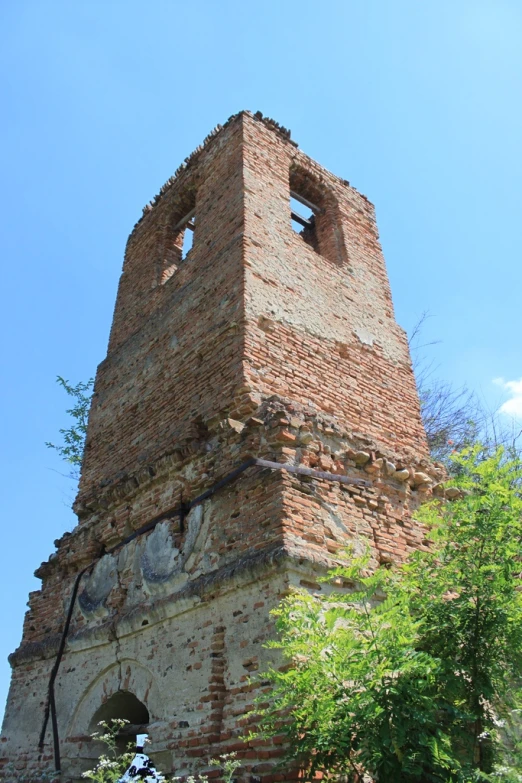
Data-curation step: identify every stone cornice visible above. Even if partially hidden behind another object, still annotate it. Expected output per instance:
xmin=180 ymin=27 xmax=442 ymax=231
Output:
xmin=12 ymin=543 xmax=344 ymax=668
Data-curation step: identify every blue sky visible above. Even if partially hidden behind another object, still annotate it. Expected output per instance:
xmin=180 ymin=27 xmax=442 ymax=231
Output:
xmin=0 ymin=0 xmax=521 ymax=717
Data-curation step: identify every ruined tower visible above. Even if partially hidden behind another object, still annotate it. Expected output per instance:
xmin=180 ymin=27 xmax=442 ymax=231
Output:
xmin=1 ymin=112 xmax=437 ymax=782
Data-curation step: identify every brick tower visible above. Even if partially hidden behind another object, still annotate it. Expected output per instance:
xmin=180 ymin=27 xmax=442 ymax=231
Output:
xmin=1 ymin=112 xmax=437 ymax=782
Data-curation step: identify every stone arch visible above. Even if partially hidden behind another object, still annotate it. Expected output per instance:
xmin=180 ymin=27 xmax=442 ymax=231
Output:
xmin=66 ymin=659 xmax=163 ymax=741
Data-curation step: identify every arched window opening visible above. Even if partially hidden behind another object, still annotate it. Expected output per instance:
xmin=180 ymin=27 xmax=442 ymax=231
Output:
xmin=289 ymin=166 xmax=342 ymax=265
xmin=89 ymin=691 xmax=150 ymax=754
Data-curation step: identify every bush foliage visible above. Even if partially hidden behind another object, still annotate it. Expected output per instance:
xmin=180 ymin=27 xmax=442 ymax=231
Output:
xmin=251 ymin=448 xmax=522 ymax=782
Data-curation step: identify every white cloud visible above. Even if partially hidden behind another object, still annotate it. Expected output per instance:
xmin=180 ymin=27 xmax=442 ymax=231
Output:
xmin=493 ymin=377 xmax=522 ymax=420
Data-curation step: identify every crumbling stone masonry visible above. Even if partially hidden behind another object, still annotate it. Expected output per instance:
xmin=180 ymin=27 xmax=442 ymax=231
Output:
xmin=0 ymin=111 xmax=442 ymax=782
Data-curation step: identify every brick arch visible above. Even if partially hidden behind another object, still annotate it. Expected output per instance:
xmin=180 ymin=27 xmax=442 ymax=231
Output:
xmin=289 ymin=162 xmax=336 ymax=212
xmin=289 ymin=162 xmax=346 ymax=266
xmin=66 ymin=659 xmax=164 ymax=740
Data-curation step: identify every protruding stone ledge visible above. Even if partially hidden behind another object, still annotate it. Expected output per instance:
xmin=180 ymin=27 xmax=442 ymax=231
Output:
xmin=8 ymin=633 xmax=62 ymax=668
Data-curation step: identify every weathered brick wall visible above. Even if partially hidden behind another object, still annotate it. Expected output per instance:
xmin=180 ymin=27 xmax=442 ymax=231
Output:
xmin=241 ymin=114 xmax=426 ymax=458
xmin=79 ymin=111 xmax=427 ymax=504
xmin=1 ymin=112 xmax=437 ymax=783
xmin=14 ymin=398 xmax=439 ymax=654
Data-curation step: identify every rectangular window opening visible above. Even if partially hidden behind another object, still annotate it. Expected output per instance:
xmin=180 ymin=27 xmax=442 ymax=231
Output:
xmin=162 ymin=207 xmax=196 ymax=284
xmin=290 ymin=192 xmax=321 ymax=253
xmin=290 ymin=196 xmax=313 ymax=233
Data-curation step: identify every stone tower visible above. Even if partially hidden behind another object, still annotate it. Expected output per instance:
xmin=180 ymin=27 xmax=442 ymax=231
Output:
xmin=1 ymin=112 xmax=436 ymax=782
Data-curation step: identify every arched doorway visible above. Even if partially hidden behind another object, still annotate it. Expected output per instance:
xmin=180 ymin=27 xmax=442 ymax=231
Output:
xmin=89 ymin=691 xmax=149 ymax=754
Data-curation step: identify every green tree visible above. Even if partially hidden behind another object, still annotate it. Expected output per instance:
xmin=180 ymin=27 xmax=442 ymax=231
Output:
xmin=251 ymin=448 xmax=522 ymax=782
xmin=46 ymin=376 xmax=94 ymax=480
xmin=410 ymin=447 xmax=522 ymax=779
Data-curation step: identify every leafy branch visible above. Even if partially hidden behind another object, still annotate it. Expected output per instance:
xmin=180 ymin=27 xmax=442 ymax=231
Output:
xmin=249 ymin=448 xmax=522 ymax=782
xmin=45 ymin=376 xmax=94 ymax=480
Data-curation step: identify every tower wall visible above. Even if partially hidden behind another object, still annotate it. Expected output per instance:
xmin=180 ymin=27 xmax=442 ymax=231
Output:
xmin=80 ymin=117 xmax=248 ymax=496
xmin=241 ymin=114 xmax=425 ymax=455
xmin=1 ymin=112 xmax=440 ymax=783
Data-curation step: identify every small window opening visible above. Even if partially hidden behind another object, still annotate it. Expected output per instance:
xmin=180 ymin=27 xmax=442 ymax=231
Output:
xmin=290 ymin=196 xmax=313 ymax=233
xmin=89 ymin=691 xmax=150 ymax=754
xmin=289 ymin=167 xmax=343 ymax=264
xmin=162 ymin=201 xmax=196 ymax=284
xmin=290 ymin=190 xmax=320 ymax=252
xmin=181 ymin=212 xmax=195 ymax=259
